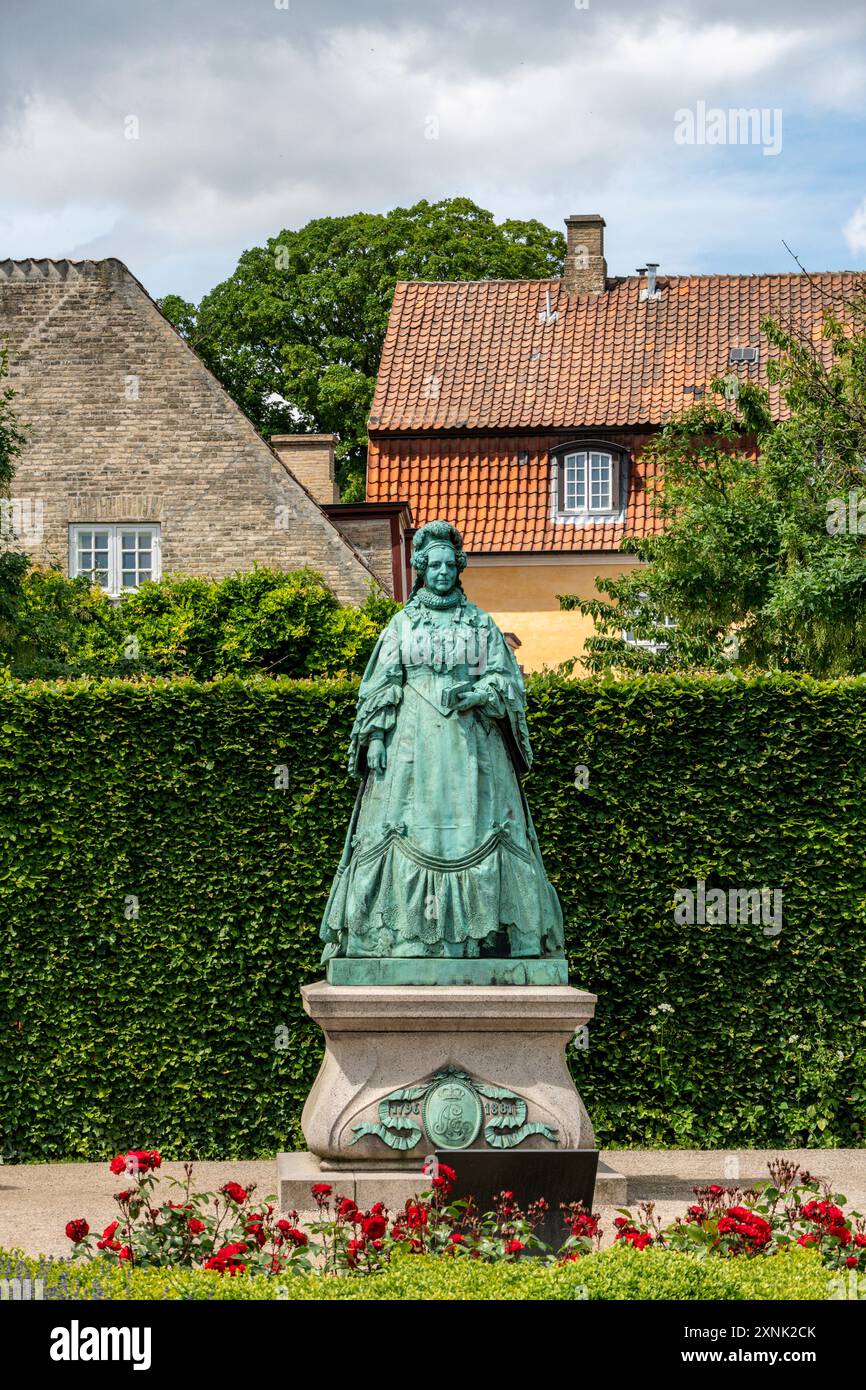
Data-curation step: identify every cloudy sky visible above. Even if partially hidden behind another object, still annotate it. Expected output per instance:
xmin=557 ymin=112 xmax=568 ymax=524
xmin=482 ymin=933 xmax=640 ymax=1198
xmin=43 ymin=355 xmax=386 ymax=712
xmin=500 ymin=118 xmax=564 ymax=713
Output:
xmin=2 ymin=0 xmax=865 ymax=301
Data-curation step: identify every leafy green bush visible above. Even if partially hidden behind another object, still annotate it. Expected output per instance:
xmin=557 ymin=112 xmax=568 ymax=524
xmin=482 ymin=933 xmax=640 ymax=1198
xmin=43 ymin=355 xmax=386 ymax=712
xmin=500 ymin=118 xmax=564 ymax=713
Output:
xmin=0 ymin=672 xmax=865 ymax=1159
xmin=1 ymin=565 xmax=397 ymax=679
xmin=0 ymin=1244 xmax=833 ymax=1301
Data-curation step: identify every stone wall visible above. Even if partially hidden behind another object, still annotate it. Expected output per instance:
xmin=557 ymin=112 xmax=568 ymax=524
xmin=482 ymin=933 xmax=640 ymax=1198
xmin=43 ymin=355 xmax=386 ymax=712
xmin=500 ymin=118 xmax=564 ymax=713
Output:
xmin=329 ymin=516 xmax=395 ymax=594
xmin=0 ymin=259 xmax=376 ymax=604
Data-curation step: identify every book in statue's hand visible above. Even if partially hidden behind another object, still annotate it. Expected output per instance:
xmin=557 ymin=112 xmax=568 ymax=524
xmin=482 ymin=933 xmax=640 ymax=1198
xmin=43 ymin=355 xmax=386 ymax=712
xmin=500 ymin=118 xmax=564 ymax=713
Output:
xmin=440 ymin=680 xmax=473 ymax=713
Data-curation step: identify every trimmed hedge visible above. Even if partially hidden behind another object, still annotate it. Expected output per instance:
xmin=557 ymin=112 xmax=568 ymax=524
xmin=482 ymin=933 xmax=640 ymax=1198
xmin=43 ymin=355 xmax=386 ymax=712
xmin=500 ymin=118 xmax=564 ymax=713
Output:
xmin=0 ymin=672 xmax=865 ymax=1159
xmin=0 ymin=1245 xmax=833 ymax=1301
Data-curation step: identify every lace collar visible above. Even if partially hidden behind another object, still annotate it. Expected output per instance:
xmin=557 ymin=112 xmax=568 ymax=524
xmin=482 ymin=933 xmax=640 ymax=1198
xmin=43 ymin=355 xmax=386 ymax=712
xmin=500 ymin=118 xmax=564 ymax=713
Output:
xmin=415 ymin=586 xmax=464 ymax=610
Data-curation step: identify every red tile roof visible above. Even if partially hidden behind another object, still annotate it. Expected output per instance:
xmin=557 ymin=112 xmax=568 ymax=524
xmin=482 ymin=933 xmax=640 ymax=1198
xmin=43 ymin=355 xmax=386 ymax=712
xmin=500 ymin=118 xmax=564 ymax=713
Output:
xmin=366 ymin=270 xmax=861 ymax=552
xmin=369 ymin=272 xmax=859 ymax=432
xmin=368 ymin=432 xmax=666 ymax=553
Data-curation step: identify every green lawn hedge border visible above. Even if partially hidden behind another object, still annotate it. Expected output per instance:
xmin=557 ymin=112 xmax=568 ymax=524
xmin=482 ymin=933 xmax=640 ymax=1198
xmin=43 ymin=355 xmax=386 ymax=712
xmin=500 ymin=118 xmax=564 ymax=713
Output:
xmin=1 ymin=671 xmax=864 ymax=1158
xmin=0 ymin=1245 xmax=833 ymax=1301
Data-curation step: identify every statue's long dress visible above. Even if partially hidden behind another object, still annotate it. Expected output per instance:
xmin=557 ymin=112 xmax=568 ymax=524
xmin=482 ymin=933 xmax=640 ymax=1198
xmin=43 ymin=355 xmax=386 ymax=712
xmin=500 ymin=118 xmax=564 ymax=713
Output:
xmin=320 ymin=592 xmax=565 ymax=961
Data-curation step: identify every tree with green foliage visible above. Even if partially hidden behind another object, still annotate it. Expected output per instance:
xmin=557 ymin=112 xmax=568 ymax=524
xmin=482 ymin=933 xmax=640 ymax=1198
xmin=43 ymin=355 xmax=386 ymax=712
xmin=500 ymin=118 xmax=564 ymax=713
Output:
xmin=561 ymin=285 xmax=866 ymax=676
xmin=159 ymin=198 xmax=564 ymax=497
xmin=1 ymin=565 xmax=398 ymax=680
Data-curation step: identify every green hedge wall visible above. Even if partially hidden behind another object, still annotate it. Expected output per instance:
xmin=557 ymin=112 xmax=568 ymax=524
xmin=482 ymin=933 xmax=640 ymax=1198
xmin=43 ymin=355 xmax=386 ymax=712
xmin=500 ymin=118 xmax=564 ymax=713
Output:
xmin=0 ymin=673 xmax=864 ymax=1160
xmin=1 ymin=1245 xmax=831 ymax=1301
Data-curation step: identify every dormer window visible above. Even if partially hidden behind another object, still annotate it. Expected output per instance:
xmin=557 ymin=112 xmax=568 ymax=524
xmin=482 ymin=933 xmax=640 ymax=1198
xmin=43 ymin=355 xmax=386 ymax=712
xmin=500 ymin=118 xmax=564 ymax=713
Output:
xmin=551 ymin=441 xmax=628 ymax=524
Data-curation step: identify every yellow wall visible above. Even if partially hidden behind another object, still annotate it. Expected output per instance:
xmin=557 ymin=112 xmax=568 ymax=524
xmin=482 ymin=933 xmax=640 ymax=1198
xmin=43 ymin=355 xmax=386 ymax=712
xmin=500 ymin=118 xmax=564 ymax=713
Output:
xmin=462 ymin=562 xmax=639 ymax=672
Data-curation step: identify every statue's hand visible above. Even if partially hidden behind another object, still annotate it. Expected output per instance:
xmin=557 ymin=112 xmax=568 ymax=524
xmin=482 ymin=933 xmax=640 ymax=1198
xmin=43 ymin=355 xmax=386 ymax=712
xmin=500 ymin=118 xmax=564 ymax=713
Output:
xmin=367 ymin=737 xmax=387 ymax=773
xmin=456 ymin=688 xmax=487 ymax=713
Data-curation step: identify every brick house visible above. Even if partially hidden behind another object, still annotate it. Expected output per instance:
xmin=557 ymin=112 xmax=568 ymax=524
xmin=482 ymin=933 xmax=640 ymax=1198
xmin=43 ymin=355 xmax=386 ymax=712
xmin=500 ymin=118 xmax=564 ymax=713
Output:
xmin=366 ymin=214 xmax=857 ymax=669
xmin=0 ymin=257 xmax=392 ymax=604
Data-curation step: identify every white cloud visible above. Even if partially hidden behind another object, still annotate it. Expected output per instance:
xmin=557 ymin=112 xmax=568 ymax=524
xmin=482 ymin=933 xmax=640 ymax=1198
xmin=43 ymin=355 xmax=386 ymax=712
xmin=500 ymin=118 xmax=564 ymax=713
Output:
xmin=843 ymin=198 xmax=866 ymax=254
xmin=0 ymin=2 xmax=864 ymax=296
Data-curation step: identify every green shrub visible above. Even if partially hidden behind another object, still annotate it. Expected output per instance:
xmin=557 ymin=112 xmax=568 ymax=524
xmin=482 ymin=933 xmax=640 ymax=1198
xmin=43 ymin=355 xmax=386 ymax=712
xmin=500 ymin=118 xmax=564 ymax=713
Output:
xmin=0 ymin=672 xmax=865 ymax=1159
xmin=1 ymin=566 xmax=397 ymax=679
xmin=0 ymin=1244 xmax=832 ymax=1301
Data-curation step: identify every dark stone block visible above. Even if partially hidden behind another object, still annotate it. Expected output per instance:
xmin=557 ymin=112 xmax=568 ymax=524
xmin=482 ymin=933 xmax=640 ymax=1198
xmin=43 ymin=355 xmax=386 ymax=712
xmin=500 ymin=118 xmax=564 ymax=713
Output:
xmin=436 ymin=1148 xmax=600 ymax=1250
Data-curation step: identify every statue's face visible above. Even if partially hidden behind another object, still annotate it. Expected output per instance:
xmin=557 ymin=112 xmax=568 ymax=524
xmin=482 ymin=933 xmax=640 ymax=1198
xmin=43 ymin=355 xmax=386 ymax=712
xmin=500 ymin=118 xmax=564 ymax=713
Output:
xmin=424 ymin=543 xmax=458 ymax=595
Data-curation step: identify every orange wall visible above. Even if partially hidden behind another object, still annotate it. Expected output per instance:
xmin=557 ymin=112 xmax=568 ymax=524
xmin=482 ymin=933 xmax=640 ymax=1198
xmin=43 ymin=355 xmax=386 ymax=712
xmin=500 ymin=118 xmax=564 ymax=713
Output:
xmin=462 ymin=561 xmax=640 ymax=672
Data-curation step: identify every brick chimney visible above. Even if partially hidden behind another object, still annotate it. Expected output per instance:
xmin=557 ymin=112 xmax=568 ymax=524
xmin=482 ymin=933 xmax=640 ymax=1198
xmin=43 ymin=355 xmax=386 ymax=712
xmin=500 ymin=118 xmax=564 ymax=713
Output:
xmin=563 ymin=214 xmax=607 ymax=295
xmin=271 ymin=434 xmax=339 ymax=505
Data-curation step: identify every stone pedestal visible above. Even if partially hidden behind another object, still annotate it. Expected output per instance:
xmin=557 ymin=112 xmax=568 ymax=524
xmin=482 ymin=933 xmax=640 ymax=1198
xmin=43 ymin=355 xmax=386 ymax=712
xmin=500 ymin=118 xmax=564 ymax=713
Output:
xmin=278 ymin=1151 xmax=628 ymax=1219
xmin=300 ymin=984 xmax=594 ymax=1167
xmin=278 ymin=980 xmax=628 ymax=1216
xmin=300 ymin=981 xmax=596 ymax=1166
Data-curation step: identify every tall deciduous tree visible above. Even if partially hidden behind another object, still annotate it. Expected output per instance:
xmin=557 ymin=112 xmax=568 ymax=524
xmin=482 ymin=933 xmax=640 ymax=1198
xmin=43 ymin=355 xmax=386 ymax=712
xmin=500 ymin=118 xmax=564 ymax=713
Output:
xmin=560 ymin=285 xmax=866 ymax=676
xmin=159 ymin=198 xmax=564 ymax=496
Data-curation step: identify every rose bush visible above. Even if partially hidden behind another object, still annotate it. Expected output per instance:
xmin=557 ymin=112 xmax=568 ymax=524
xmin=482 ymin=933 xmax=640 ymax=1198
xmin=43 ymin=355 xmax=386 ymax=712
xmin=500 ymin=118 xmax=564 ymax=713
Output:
xmin=610 ymin=1160 xmax=866 ymax=1273
xmin=66 ymin=1151 xmax=313 ymax=1276
xmin=65 ymin=1155 xmax=865 ymax=1278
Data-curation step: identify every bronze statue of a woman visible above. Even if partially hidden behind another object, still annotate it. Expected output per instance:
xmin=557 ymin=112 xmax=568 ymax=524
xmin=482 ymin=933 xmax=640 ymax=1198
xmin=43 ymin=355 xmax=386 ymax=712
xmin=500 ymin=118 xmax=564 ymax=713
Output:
xmin=320 ymin=520 xmax=564 ymax=969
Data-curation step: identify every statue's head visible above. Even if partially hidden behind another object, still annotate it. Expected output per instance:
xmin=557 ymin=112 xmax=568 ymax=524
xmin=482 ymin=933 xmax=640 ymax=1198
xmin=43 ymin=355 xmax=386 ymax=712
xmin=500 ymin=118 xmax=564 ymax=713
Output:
xmin=410 ymin=520 xmax=467 ymax=598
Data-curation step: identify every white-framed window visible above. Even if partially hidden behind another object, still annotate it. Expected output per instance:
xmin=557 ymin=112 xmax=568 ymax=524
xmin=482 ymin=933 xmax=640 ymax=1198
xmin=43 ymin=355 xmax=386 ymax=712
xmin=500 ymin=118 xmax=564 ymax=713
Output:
xmin=553 ymin=443 xmax=626 ymax=523
xmin=69 ymin=524 xmax=161 ymax=596
xmin=563 ymin=450 xmax=614 ymax=512
xmin=622 ymin=592 xmax=677 ymax=652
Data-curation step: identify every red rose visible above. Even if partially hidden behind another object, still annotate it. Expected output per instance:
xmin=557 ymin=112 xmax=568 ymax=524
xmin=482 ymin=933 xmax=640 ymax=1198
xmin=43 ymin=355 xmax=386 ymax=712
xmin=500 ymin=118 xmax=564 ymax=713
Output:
xmin=361 ymin=1215 xmax=387 ymax=1240
xmin=101 ymin=1221 xmax=119 ymax=1242
xmin=337 ymin=1197 xmax=358 ymax=1220
xmin=311 ymin=1183 xmax=332 ymax=1197
xmin=846 ymin=1256 xmax=859 ymax=1268
xmin=109 ymin=1150 xmax=160 ymax=1178
xmin=346 ymin=1238 xmax=365 ymax=1267
xmin=624 ymin=1231 xmax=653 ymax=1250
xmin=204 ymin=1247 xmax=247 ymax=1276
xmin=405 ymin=1202 xmax=428 ymax=1229
xmin=504 ymin=1239 xmax=524 ymax=1254
xmin=117 ymin=1246 xmax=133 ymax=1261
xmin=188 ymin=1218 xmax=206 ymax=1235
xmin=570 ymin=1214 xmax=599 ymax=1239
xmin=221 ymin=1182 xmax=248 ymax=1205
xmin=114 ymin=1189 xmax=135 ymax=1203
xmin=129 ymin=1150 xmax=161 ymax=1172
xmin=854 ymin=1234 xmax=866 ymax=1248
xmin=65 ymin=1219 xmax=89 ymax=1243
xmin=449 ymin=1232 xmax=465 ymax=1244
